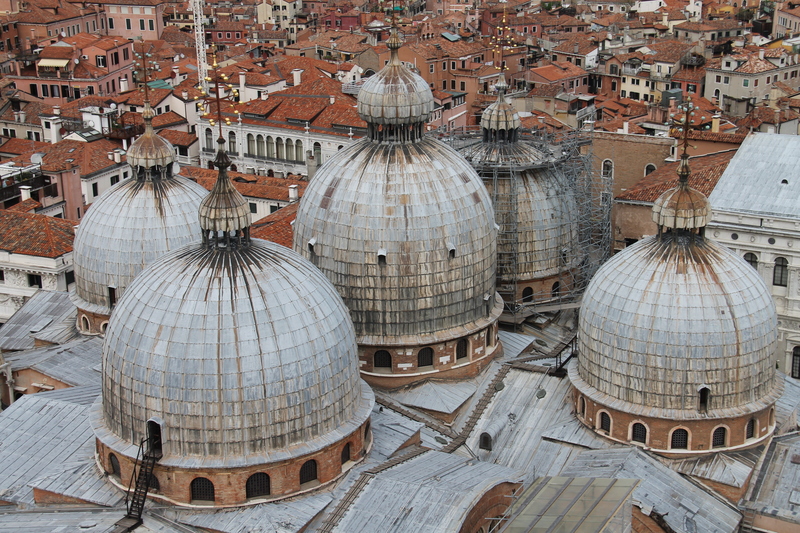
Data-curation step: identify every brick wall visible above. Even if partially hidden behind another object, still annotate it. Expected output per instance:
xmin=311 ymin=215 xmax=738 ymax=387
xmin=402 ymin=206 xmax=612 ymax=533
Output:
xmin=458 ymin=481 xmax=522 ymax=533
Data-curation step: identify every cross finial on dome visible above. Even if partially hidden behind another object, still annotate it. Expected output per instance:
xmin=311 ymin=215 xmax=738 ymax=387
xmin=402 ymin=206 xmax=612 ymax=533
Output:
xmin=651 ymin=97 xmax=710 ymax=233
xmin=196 ymin=58 xmax=251 ymax=250
xmin=127 ymin=42 xmax=175 ymax=179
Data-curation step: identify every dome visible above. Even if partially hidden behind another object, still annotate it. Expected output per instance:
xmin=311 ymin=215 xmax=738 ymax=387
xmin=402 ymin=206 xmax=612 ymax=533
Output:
xmin=356 ymin=30 xmax=434 ymax=126
xmin=71 ymin=171 xmax=207 ymax=324
xmin=94 ymin=138 xmax=373 ymax=471
xmin=126 ymin=103 xmax=176 ymax=172
xmin=294 ymin=26 xmax=501 ymax=386
xmin=651 ymin=157 xmax=710 ymax=230
xmin=95 ymin=238 xmax=372 ymax=466
xmin=294 ymin=138 xmax=498 ymax=343
xmin=573 ymin=232 xmax=780 ymax=417
xmin=198 ymin=140 xmax=251 ymax=235
xmin=479 ymin=77 xmax=520 ymax=133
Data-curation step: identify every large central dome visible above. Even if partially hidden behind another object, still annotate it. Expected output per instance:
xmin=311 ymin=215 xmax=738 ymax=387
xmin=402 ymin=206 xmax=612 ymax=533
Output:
xmin=293 ymin=28 xmax=502 ymax=387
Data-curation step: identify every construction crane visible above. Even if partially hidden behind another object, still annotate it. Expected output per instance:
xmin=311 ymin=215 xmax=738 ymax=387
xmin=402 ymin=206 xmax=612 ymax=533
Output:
xmin=191 ymin=0 xmax=208 ymax=93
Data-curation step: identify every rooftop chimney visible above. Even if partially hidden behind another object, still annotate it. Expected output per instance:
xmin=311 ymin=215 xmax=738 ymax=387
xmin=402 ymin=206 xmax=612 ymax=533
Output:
xmin=19 ymin=185 xmax=31 ymax=201
xmin=329 ymin=94 xmax=335 ymax=104
xmin=292 ymin=68 xmax=303 ymax=86
xmin=119 ymin=77 xmax=128 ymax=93
xmin=53 ymin=105 xmax=60 ymax=116
xmin=288 ymin=184 xmax=299 ymax=203
xmin=759 ymin=48 xmax=765 ymax=60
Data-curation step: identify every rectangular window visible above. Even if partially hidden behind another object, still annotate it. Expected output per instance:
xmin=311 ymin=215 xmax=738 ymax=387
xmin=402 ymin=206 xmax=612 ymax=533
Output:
xmin=249 ymin=202 xmax=258 ymax=214
xmin=715 ymin=75 xmax=721 ymax=83
xmin=442 ymin=80 xmax=446 ymax=89
xmin=442 ymin=61 xmax=446 ymax=70
xmin=44 ymin=121 xmax=50 ymax=129
xmin=451 ymin=61 xmax=456 ymax=70
xmin=110 ymin=175 xmax=119 ymax=186
xmin=123 ymin=48 xmax=129 ymax=61
xmin=451 ymin=80 xmax=456 ymax=90
xmin=96 ymin=55 xmax=106 ymax=68
xmin=743 ymin=79 xmax=749 ymax=87
xmin=139 ymin=19 xmax=145 ymax=31
xmin=755 ymin=78 xmax=759 ymax=87
xmin=429 ymin=64 xmax=434 ymax=73
xmin=92 ymin=182 xmax=98 ymax=197
xmin=30 ymin=84 xmax=38 ymax=97
xmin=28 ymin=274 xmax=42 ymax=288
xmin=126 ymin=19 xmax=131 ymax=30
xmin=149 ymin=19 xmax=154 ymax=31
xmin=65 ymin=270 xmax=74 ymax=285
xmin=460 ymin=81 xmax=465 ymax=91
xmin=109 ymin=18 xmax=114 ymax=29
xmin=0 ymin=270 xmax=4 ymax=283
xmin=724 ymin=76 xmax=729 ymax=84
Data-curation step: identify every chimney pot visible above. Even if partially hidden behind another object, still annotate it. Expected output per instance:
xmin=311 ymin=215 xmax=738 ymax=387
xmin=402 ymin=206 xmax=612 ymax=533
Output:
xmin=288 ymin=184 xmax=299 ymax=203
xmin=19 ymin=185 xmax=31 ymax=201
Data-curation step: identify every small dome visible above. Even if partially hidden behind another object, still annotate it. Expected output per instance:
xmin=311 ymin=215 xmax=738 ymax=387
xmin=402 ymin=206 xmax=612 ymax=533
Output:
xmin=198 ymin=140 xmax=250 ymax=235
xmin=651 ymin=156 xmax=710 ymax=230
xmin=574 ymin=232 xmax=780 ymax=417
xmin=357 ymin=29 xmax=434 ymax=125
xmin=126 ymin=103 xmax=175 ymax=170
xmin=71 ymin=175 xmax=207 ymax=319
xmin=95 ymin=238 xmax=373 ymax=466
xmin=480 ymin=78 xmax=520 ymax=132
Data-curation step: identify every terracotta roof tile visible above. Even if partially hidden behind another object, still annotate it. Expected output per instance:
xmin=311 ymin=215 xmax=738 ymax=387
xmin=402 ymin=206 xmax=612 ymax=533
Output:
xmin=0 ymin=210 xmax=74 ymax=257
xmin=6 ymin=198 xmax=42 ymax=212
xmin=0 ymin=138 xmax=49 ymax=155
xmin=251 ymin=202 xmax=298 ymax=247
xmin=617 ymin=149 xmax=737 ymax=202
xmin=10 ymin=139 xmax=124 ymax=174
xmin=181 ymin=166 xmax=307 ymax=201
xmin=156 ymin=129 xmax=196 ymax=146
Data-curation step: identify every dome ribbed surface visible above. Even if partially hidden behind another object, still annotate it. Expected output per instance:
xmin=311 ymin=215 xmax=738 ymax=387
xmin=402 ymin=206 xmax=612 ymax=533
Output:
xmin=480 ymin=92 xmax=520 ymax=132
xmin=71 ymin=177 xmax=207 ymax=315
xmin=576 ymin=233 xmax=779 ymax=414
xmin=652 ymin=185 xmax=710 ymax=230
xmin=293 ymin=138 xmax=497 ymax=343
xmin=97 ymin=238 xmax=373 ymax=467
xmin=356 ymin=59 xmax=434 ymax=125
xmin=126 ymin=129 xmax=175 ymax=169
xmin=198 ymin=169 xmax=251 ymax=233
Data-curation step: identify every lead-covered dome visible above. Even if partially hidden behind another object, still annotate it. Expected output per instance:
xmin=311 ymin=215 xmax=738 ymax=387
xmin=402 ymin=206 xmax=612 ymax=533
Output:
xmin=71 ymin=162 xmax=206 ymax=334
xmin=356 ymin=30 xmax=434 ymax=126
xmin=574 ymin=233 xmax=779 ymax=415
xmin=126 ymin=103 xmax=175 ymax=170
xmin=93 ymin=138 xmax=373 ymax=482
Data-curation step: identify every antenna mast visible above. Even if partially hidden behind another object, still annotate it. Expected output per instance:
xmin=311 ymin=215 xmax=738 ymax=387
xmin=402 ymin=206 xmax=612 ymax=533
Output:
xmin=192 ymin=0 xmax=209 ymax=93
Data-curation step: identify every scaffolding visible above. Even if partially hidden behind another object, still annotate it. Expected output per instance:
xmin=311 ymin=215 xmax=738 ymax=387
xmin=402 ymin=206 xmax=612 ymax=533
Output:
xmin=441 ymin=125 xmax=612 ymax=325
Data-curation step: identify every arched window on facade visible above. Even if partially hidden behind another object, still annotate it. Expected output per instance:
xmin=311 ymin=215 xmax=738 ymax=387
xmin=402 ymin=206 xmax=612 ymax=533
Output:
xmin=191 ymin=477 xmax=215 ymax=502
xmin=712 ymin=426 xmax=727 ymax=448
xmin=109 ymin=453 xmax=121 ymax=477
xmin=631 ymin=423 xmax=647 ymax=443
xmin=456 ymin=339 xmax=468 ymax=360
xmin=552 ymin=281 xmax=561 ymax=298
xmin=148 ymin=474 xmax=160 ymax=491
xmin=671 ymin=429 xmax=689 ymax=449
xmin=266 ymin=136 xmax=275 ymax=158
xmin=744 ymin=253 xmax=758 ymax=269
xmin=257 ymin=135 xmax=265 ymax=157
xmin=299 ymin=460 xmax=318 ymax=485
xmin=746 ymin=418 xmax=756 ymax=439
xmin=205 ymin=128 xmax=213 ymax=150
xmin=601 ymin=159 xmax=613 ymax=179
xmin=579 ymin=397 xmax=585 ymax=417
xmin=793 ymin=346 xmax=800 ymax=379
xmin=228 ymin=131 xmax=236 ymax=154
xmin=599 ymin=412 xmax=611 ymax=433
xmin=645 ymin=164 xmax=656 ymax=176
xmin=522 ymin=287 xmax=534 ymax=302
xmin=246 ymin=473 xmax=270 ymax=498
xmin=374 ymin=350 xmax=391 ymax=369
xmin=276 ymin=137 xmax=285 ymax=159
xmin=418 ymin=347 xmax=434 ymax=368
xmin=247 ymin=133 xmax=255 ymax=155
xmin=774 ymin=257 xmax=789 ymax=287
xmin=341 ymin=443 xmax=351 ymax=465
xmin=699 ymin=387 xmax=710 ymax=411
xmin=313 ymin=142 xmax=322 ymax=162
xmin=295 ymin=139 xmax=304 ymax=162
xmin=479 ymin=432 xmax=492 ymax=451
xmin=285 ymin=138 xmax=294 ymax=161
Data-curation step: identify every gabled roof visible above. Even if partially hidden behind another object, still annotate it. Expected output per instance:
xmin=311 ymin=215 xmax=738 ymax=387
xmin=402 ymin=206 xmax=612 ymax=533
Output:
xmin=182 ymin=166 xmax=307 ymax=201
xmin=617 ymin=149 xmax=736 ymax=203
xmin=10 ymin=139 xmax=124 ymax=175
xmin=0 ymin=209 xmax=74 ymax=257
xmin=157 ymin=129 xmax=196 ymax=147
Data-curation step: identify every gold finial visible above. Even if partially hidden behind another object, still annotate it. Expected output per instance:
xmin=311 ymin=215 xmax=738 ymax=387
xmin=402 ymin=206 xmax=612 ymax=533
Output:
xmin=195 ymin=49 xmax=240 ymax=167
xmin=132 ymin=41 xmax=160 ymax=113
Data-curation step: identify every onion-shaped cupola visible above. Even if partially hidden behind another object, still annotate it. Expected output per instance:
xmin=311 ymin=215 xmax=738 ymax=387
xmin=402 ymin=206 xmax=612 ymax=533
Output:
xmin=71 ymin=98 xmax=206 ymax=335
xmin=480 ymin=76 xmax=520 ymax=143
xmin=92 ymin=121 xmax=374 ymax=506
xmin=570 ymin=112 xmax=781 ymax=454
xmin=293 ymin=27 xmax=503 ymax=388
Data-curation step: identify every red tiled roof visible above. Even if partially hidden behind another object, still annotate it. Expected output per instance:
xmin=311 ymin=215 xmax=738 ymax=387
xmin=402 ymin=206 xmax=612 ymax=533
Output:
xmin=0 ymin=138 xmax=49 ymax=155
xmin=251 ymin=202 xmax=298 ymax=247
xmin=6 ymin=198 xmax=42 ymax=213
xmin=0 ymin=210 xmax=74 ymax=257
xmin=617 ymin=149 xmax=737 ymax=202
xmin=157 ymin=129 xmax=197 ymax=146
xmin=181 ymin=167 xmax=307 ymax=201
xmin=10 ymin=139 xmax=124 ymax=174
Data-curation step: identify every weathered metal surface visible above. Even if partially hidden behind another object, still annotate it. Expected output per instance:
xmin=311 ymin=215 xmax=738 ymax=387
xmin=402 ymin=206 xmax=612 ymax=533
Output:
xmin=710 ymin=133 xmax=800 ymax=218
xmin=576 ymin=232 xmax=780 ymax=414
xmin=0 ymin=289 xmax=75 ymax=351
xmin=71 ymin=174 xmax=207 ymax=316
xmin=331 ymin=451 xmax=524 ymax=533
xmin=198 ymin=151 xmax=251 ymax=235
xmin=562 ymin=448 xmax=742 ymax=533
xmin=126 ymin=103 xmax=176 ymax=170
xmin=294 ymin=136 xmax=497 ymax=342
xmin=652 ymin=184 xmax=710 ymax=229
xmin=97 ymin=238 xmax=373 ymax=468
xmin=6 ymin=336 xmax=101 ymax=387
